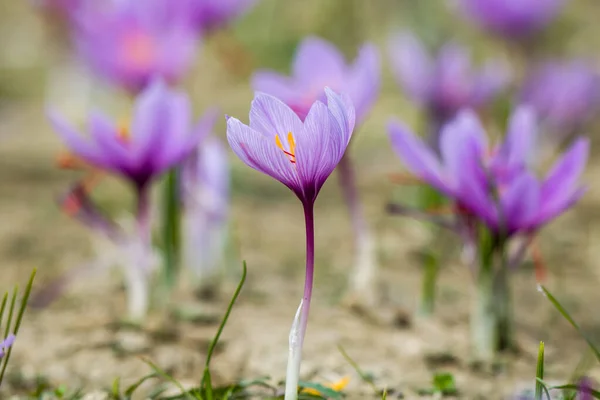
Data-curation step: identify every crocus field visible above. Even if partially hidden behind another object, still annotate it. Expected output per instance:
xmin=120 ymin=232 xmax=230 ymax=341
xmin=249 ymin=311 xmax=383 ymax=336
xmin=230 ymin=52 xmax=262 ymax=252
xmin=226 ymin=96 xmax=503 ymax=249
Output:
xmin=1 ymin=0 xmax=600 ymax=399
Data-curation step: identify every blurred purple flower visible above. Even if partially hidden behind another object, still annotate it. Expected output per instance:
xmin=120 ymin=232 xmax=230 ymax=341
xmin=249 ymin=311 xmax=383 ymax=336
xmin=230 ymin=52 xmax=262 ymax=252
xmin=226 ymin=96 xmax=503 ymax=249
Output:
xmin=387 ymin=31 xmax=509 ymax=121
xmin=0 ymin=334 xmax=15 ymax=359
xmin=252 ymin=36 xmax=380 ymax=123
xmin=453 ymin=0 xmax=567 ymax=38
xmin=184 ymin=0 xmax=258 ymax=34
xmin=71 ymin=0 xmax=199 ymax=93
xmin=521 ymin=60 xmax=600 ymax=135
xmin=388 ymin=106 xmax=588 ymax=236
xmin=48 ymin=80 xmax=216 ymax=191
xmin=181 ymin=134 xmax=230 ymax=278
xmin=227 ymin=88 xmax=355 ymax=206
xmin=578 ymin=377 xmax=594 ymax=400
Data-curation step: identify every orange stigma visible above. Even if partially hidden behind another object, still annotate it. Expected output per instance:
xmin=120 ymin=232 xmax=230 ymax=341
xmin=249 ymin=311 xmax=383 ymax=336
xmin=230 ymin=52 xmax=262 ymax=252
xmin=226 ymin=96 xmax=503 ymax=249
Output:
xmin=117 ymin=120 xmax=130 ymax=144
xmin=276 ymin=132 xmax=296 ymax=164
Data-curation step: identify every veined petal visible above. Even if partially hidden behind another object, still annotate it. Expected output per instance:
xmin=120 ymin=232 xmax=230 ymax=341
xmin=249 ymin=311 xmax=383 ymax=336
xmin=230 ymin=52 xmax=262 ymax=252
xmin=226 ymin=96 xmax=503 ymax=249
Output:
xmin=249 ymin=92 xmax=304 ymax=140
xmin=324 ymin=87 xmax=355 ymax=152
xmin=387 ymin=119 xmax=449 ymax=194
xmin=48 ymin=110 xmax=112 ymax=169
xmin=227 ymin=117 xmax=301 ymax=193
xmin=295 ymin=101 xmax=339 ymax=200
xmin=292 ymin=36 xmax=346 ymax=84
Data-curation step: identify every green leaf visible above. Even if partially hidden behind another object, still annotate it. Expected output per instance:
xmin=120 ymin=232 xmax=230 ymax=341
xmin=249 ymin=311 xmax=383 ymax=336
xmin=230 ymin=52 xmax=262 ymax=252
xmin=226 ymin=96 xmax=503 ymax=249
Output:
xmin=535 ymin=341 xmax=545 ymax=400
xmin=141 ymin=358 xmax=196 ymax=400
xmin=432 ymin=372 xmax=457 ymax=395
xmin=161 ymin=168 xmax=182 ymax=293
xmin=201 ymin=262 xmax=247 ymax=389
xmin=539 ymin=285 xmax=600 ymax=362
xmin=548 ymin=384 xmax=600 ymax=399
xmin=298 ymin=381 xmax=343 ymax=399
xmin=123 ymin=372 xmax=159 ymax=398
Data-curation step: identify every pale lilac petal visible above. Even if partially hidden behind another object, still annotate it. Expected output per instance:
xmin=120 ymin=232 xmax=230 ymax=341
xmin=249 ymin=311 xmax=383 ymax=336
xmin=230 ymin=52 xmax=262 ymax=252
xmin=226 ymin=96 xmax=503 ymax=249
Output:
xmin=295 ymin=101 xmax=340 ymax=200
xmin=387 ymin=119 xmax=449 ymax=194
xmin=48 ymin=110 xmax=112 ymax=169
xmin=387 ymin=31 xmax=433 ymax=103
xmin=502 ymin=105 xmax=537 ymax=167
xmin=292 ymin=37 xmax=346 ymax=85
xmin=346 ymin=43 xmax=380 ymax=123
xmin=450 ymin=109 xmax=488 ymax=155
xmin=249 ymin=93 xmax=304 ymax=140
xmin=324 ymin=87 xmax=355 ymax=149
xmin=227 ymin=117 xmax=302 ymax=193
xmin=251 ymin=71 xmax=300 ymax=105
xmin=500 ymin=172 xmax=540 ymax=233
xmin=130 ymin=80 xmax=177 ymax=163
xmin=434 ymin=43 xmax=473 ymax=111
xmin=88 ymin=111 xmax=133 ymax=171
xmin=537 ymin=137 xmax=589 ymax=223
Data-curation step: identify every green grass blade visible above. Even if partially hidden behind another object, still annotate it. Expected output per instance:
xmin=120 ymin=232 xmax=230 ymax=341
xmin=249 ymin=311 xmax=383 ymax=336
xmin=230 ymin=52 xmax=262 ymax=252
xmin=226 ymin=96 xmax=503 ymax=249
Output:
xmin=539 ymin=285 xmax=600 ymax=362
xmin=12 ymin=269 xmax=36 ymax=335
xmin=141 ymin=358 xmax=197 ymax=400
xmin=338 ymin=344 xmax=378 ymax=395
xmin=124 ymin=372 xmax=159 ymax=397
xmin=3 ymin=287 xmax=18 ymax=339
xmin=548 ymin=384 xmax=600 ymax=399
xmin=161 ymin=168 xmax=182 ymax=292
xmin=535 ymin=341 xmax=544 ymax=400
xmin=0 ymin=292 xmax=8 ymax=331
xmin=535 ymin=378 xmax=553 ymax=400
xmin=201 ymin=261 xmax=247 ymax=389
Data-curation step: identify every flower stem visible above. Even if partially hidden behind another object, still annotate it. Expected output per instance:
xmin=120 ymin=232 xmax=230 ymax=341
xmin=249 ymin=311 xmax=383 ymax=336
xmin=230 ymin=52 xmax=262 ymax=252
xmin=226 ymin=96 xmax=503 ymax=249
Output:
xmin=419 ymin=248 xmax=439 ymax=316
xmin=337 ymin=152 xmax=377 ymax=305
xmin=161 ymin=168 xmax=181 ymax=297
xmin=284 ymin=203 xmax=315 ymax=400
xmin=127 ymin=186 xmax=152 ymax=322
xmin=471 ymin=255 xmax=497 ymax=361
xmin=495 ymin=263 xmax=514 ymax=352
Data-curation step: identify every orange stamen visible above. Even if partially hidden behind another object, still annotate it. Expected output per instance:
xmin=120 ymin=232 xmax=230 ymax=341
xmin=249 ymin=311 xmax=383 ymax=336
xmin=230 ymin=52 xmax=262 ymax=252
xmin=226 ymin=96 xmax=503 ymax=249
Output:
xmin=57 ymin=152 xmax=90 ymax=170
xmin=275 ymin=132 xmax=296 ymax=164
xmin=117 ymin=121 xmax=130 ymax=144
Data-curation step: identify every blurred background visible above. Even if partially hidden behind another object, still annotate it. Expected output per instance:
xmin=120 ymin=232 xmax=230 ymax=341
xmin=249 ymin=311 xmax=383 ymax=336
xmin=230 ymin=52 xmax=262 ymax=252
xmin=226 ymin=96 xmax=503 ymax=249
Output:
xmin=1 ymin=0 xmax=600 ymax=398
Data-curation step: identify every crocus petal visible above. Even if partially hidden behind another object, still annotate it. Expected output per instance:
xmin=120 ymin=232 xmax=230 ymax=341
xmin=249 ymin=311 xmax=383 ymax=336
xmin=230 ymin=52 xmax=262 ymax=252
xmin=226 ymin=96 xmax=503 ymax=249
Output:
xmin=346 ymin=43 xmax=380 ymax=123
xmin=88 ymin=111 xmax=133 ymax=171
xmin=292 ymin=36 xmax=346 ymax=85
xmin=324 ymin=88 xmax=355 ymax=154
xmin=249 ymin=92 xmax=304 ymax=140
xmin=500 ymin=172 xmax=540 ymax=234
xmin=152 ymin=92 xmax=193 ymax=170
xmin=251 ymin=71 xmax=300 ymax=105
xmin=450 ymin=109 xmax=488 ymax=154
xmin=536 ymin=137 xmax=589 ymax=223
xmin=387 ymin=31 xmax=433 ymax=104
xmin=387 ymin=120 xmax=449 ymax=194
xmin=227 ymin=117 xmax=302 ymax=194
xmin=130 ymin=79 xmax=175 ymax=162
xmin=295 ymin=101 xmax=339 ymax=200
xmin=502 ymin=105 xmax=537 ymax=167
xmin=48 ymin=110 xmax=112 ymax=169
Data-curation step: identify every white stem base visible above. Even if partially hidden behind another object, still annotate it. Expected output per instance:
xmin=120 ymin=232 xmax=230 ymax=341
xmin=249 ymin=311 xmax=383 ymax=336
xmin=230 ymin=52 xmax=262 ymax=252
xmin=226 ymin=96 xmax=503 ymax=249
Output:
xmin=284 ymin=299 xmax=304 ymax=400
xmin=348 ymin=231 xmax=378 ymax=306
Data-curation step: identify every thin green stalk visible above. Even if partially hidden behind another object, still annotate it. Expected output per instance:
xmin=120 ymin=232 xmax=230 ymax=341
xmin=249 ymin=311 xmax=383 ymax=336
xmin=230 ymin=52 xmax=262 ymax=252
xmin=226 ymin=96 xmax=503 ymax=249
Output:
xmin=494 ymin=263 xmax=514 ymax=351
xmin=161 ymin=168 xmax=181 ymax=295
xmin=419 ymin=250 xmax=439 ymax=316
xmin=535 ymin=341 xmax=545 ymax=400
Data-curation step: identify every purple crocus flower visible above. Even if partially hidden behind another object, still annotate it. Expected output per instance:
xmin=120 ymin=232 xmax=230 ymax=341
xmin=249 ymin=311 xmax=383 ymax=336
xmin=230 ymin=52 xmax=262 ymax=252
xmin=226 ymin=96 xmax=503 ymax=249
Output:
xmin=0 ymin=334 xmax=15 ymax=359
xmin=181 ymin=134 xmax=230 ymax=284
xmin=388 ymin=106 xmax=588 ymax=237
xmin=71 ymin=0 xmax=199 ymax=93
xmin=227 ymin=88 xmax=354 ymax=399
xmin=184 ymin=0 xmax=258 ymax=35
xmin=48 ymin=80 xmax=214 ymax=192
xmin=253 ymin=36 xmax=380 ymax=306
xmin=387 ymin=31 xmax=509 ymax=124
xmin=521 ymin=60 xmax=600 ymax=137
xmin=252 ymin=36 xmax=380 ymax=123
xmin=452 ymin=0 xmax=567 ymax=38
xmin=48 ymin=79 xmax=215 ymax=321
